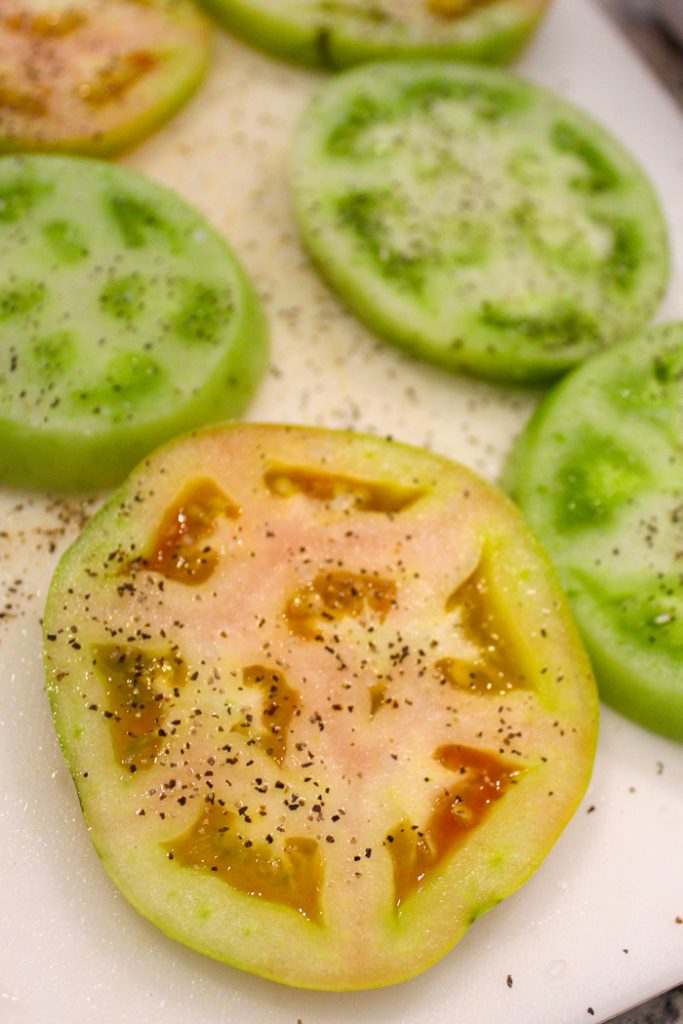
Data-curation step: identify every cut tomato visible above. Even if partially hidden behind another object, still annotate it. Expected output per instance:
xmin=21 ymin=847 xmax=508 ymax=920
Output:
xmin=201 ymin=0 xmax=550 ymax=68
xmin=0 ymin=0 xmax=211 ymax=156
xmin=290 ymin=62 xmax=669 ymax=385
xmin=504 ymin=323 xmax=683 ymax=743
xmin=44 ymin=424 xmax=598 ymax=989
xmin=0 ymin=154 xmax=267 ymax=491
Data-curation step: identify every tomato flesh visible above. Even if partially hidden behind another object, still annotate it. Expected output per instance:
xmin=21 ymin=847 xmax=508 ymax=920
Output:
xmin=44 ymin=424 xmax=597 ymax=989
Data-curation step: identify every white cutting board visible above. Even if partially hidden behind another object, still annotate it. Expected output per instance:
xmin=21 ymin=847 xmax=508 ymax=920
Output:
xmin=1 ymin=1 xmax=683 ymax=1022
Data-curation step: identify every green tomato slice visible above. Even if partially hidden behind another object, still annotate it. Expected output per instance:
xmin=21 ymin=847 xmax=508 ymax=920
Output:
xmin=200 ymin=0 xmax=550 ymax=69
xmin=504 ymin=322 xmax=683 ymax=742
xmin=290 ymin=62 xmax=669 ymax=385
xmin=0 ymin=155 xmax=267 ymax=491
xmin=44 ymin=423 xmax=598 ymax=990
xmin=0 ymin=0 xmax=211 ymax=156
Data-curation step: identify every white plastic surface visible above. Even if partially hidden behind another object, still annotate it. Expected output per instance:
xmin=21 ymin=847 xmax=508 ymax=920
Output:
xmin=1 ymin=2 xmax=683 ymax=1022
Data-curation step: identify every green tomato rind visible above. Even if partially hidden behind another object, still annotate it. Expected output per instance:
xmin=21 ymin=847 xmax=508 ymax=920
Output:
xmin=200 ymin=0 xmax=550 ymax=69
xmin=0 ymin=155 xmax=267 ymax=491
xmin=44 ymin=423 xmax=597 ymax=989
xmin=504 ymin=322 xmax=683 ymax=742
xmin=290 ymin=62 xmax=669 ymax=385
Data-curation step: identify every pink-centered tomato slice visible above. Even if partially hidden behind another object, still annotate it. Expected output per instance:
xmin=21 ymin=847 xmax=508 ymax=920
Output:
xmin=0 ymin=0 xmax=211 ymax=155
xmin=44 ymin=424 xmax=598 ymax=990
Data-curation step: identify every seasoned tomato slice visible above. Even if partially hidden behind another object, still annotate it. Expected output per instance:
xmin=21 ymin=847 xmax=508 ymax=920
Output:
xmin=0 ymin=155 xmax=267 ymax=491
xmin=201 ymin=0 xmax=550 ymax=69
xmin=504 ymin=323 xmax=683 ymax=743
xmin=290 ymin=62 xmax=669 ymax=385
xmin=0 ymin=0 xmax=211 ymax=155
xmin=44 ymin=424 xmax=597 ymax=989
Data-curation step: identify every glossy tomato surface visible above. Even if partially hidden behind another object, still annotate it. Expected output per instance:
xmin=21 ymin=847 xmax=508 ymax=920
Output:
xmin=44 ymin=424 xmax=598 ymax=989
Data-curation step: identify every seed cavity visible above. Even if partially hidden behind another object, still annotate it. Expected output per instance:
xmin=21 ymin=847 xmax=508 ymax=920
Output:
xmin=286 ymin=570 xmax=396 ymax=639
xmin=30 ymin=330 xmax=77 ymax=378
xmin=43 ymin=219 xmax=90 ymax=264
xmin=99 ymin=273 xmax=147 ymax=321
xmin=0 ymin=80 xmax=48 ymax=117
xmin=4 ymin=8 xmax=86 ymax=37
xmin=369 ymin=680 xmax=387 ymax=715
xmin=0 ymin=176 xmax=52 ymax=223
xmin=439 ymin=561 xmax=528 ymax=695
xmin=399 ymin=76 xmax=522 ymax=122
xmin=132 ymin=479 xmax=239 ymax=584
xmin=388 ymin=744 xmax=518 ymax=908
xmin=479 ymin=300 xmax=599 ymax=352
xmin=232 ymin=665 xmax=299 ymax=766
xmin=70 ymin=351 xmax=165 ymax=419
xmin=164 ymin=803 xmax=324 ymax=923
xmin=605 ymin=217 xmax=641 ymax=291
xmin=265 ymin=465 xmax=424 ymax=513
xmin=426 ymin=0 xmax=491 ymax=18
xmin=553 ymin=431 xmax=649 ymax=532
xmin=107 ymin=192 xmax=180 ymax=252
xmin=92 ymin=643 xmax=186 ymax=771
xmin=171 ymin=280 xmax=233 ymax=345
xmin=0 ymin=280 xmax=46 ymax=321
xmin=550 ymin=120 xmax=619 ymax=194
xmin=77 ymin=51 xmax=157 ymax=107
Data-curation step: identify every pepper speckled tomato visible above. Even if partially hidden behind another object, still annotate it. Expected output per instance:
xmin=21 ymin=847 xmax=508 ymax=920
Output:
xmin=0 ymin=154 xmax=267 ymax=491
xmin=44 ymin=424 xmax=598 ymax=989
xmin=0 ymin=0 xmax=211 ymax=156
xmin=200 ymin=0 xmax=550 ymax=69
xmin=290 ymin=62 xmax=669 ymax=385
xmin=504 ymin=323 xmax=683 ymax=743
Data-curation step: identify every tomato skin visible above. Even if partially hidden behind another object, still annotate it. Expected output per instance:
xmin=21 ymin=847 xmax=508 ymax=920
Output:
xmin=44 ymin=424 xmax=597 ymax=989
xmin=504 ymin=323 xmax=683 ymax=743
xmin=201 ymin=0 xmax=550 ymax=69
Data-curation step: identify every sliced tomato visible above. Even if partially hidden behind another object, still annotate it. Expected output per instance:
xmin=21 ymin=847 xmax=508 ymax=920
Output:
xmin=290 ymin=62 xmax=669 ymax=385
xmin=0 ymin=0 xmax=211 ymax=156
xmin=504 ymin=323 xmax=683 ymax=742
xmin=201 ymin=0 xmax=550 ymax=69
xmin=44 ymin=424 xmax=598 ymax=989
xmin=0 ymin=155 xmax=267 ymax=491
